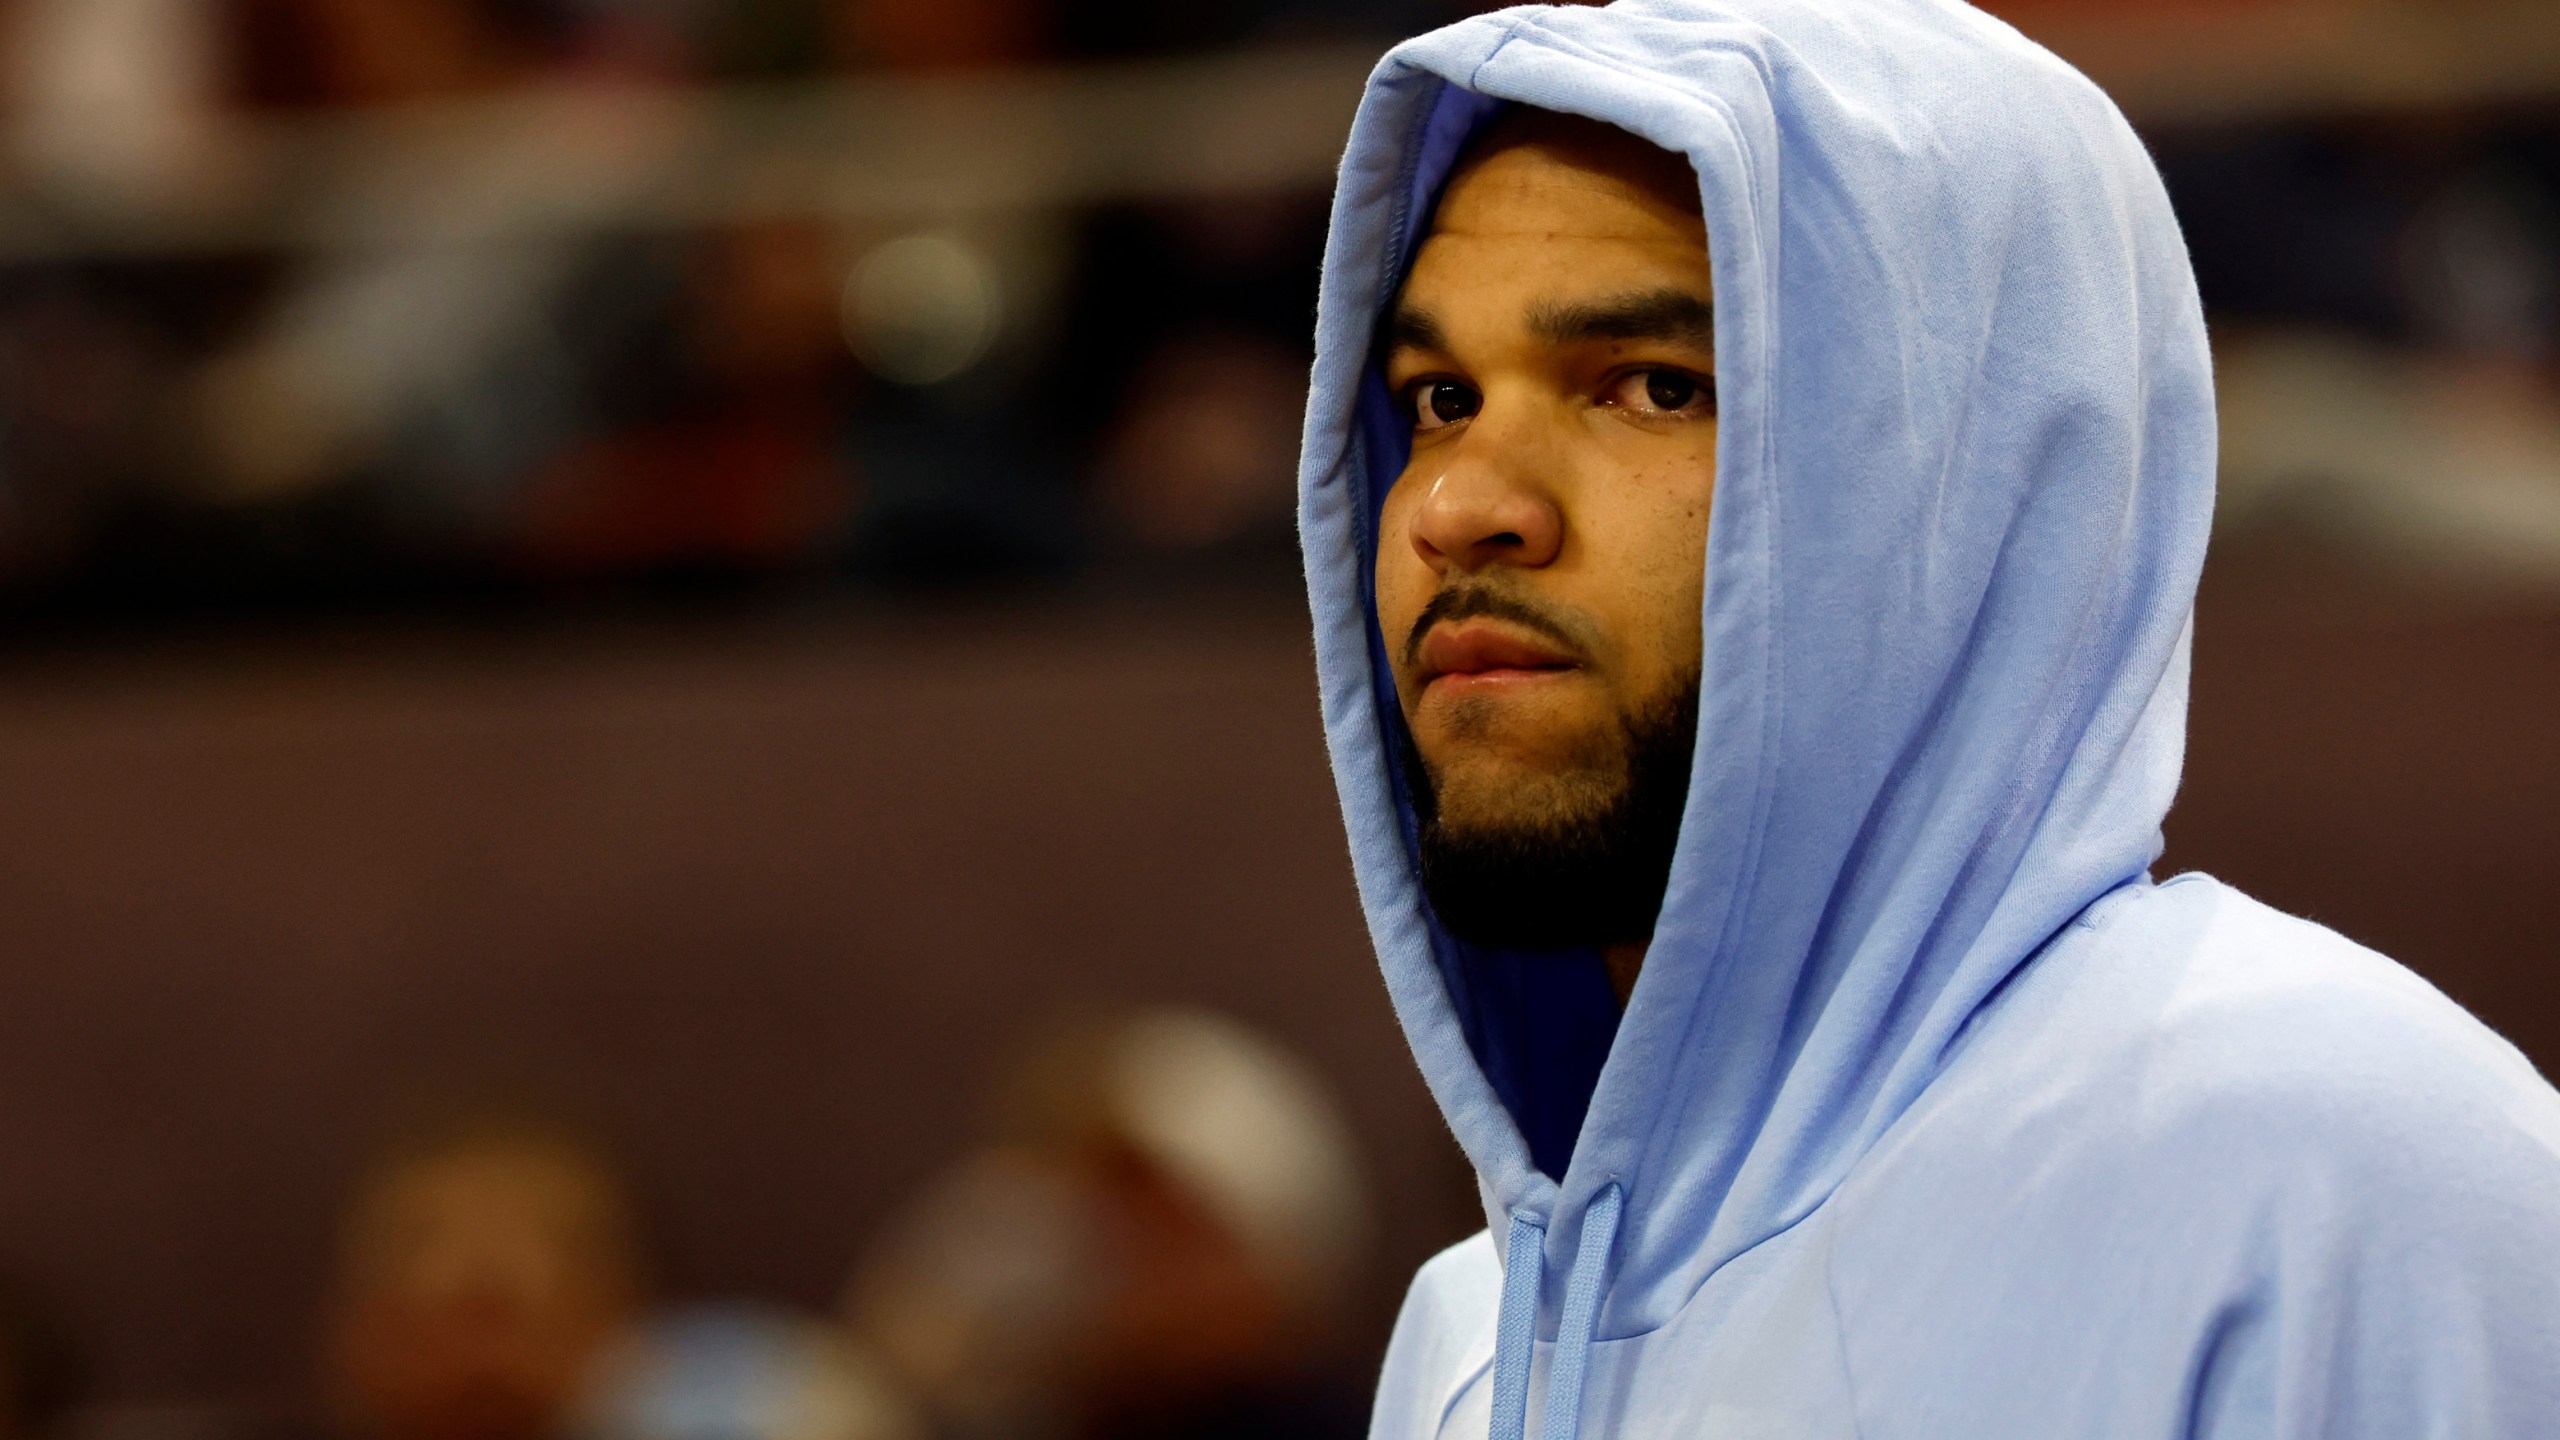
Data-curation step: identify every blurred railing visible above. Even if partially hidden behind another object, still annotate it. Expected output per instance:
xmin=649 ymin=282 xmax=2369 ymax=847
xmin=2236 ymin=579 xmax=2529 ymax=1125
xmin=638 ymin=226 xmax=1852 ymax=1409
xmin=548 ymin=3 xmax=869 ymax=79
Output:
xmin=11 ymin=1 xmax=2560 ymax=262
xmin=5 ymin=2 xmax=2560 ymax=609
xmin=2020 ymin=0 xmax=2560 ymax=125
xmin=0 ymin=44 xmax=1381 ymax=262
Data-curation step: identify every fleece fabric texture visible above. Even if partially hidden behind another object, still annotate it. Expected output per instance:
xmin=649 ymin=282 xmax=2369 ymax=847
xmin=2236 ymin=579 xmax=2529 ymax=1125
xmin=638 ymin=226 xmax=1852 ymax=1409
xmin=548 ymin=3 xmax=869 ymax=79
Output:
xmin=1292 ymin=2 xmax=2560 ymax=1437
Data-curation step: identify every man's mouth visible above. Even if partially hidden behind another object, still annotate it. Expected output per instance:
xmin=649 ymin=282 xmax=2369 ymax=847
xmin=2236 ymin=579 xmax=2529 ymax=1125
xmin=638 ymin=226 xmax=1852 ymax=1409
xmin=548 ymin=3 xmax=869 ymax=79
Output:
xmin=1415 ymin=620 xmax=1581 ymax=696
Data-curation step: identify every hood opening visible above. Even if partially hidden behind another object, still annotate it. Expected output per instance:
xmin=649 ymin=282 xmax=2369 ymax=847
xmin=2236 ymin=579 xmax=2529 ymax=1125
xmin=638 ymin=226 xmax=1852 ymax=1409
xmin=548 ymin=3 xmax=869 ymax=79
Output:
xmin=1350 ymin=88 xmax=1625 ymax=1181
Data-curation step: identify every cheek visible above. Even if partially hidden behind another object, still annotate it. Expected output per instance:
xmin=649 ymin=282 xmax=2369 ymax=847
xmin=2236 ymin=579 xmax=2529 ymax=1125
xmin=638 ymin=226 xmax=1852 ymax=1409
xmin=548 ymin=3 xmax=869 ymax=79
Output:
xmin=1575 ymin=432 xmax=1713 ymax=665
xmin=1372 ymin=482 xmax=1430 ymax=659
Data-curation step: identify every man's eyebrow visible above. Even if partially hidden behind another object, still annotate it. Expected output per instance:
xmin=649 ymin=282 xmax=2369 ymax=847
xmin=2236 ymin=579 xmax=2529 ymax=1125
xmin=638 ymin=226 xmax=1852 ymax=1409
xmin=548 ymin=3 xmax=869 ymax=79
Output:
xmin=1526 ymin=288 xmax=1716 ymax=348
xmin=1382 ymin=305 xmax=1449 ymax=357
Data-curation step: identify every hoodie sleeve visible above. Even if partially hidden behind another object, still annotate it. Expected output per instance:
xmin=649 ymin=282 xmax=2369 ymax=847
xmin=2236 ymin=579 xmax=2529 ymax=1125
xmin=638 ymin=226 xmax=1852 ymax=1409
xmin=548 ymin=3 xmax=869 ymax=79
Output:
xmin=2189 ymin=1177 xmax=2560 ymax=1436
xmin=2178 ymin=987 xmax=2560 ymax=1435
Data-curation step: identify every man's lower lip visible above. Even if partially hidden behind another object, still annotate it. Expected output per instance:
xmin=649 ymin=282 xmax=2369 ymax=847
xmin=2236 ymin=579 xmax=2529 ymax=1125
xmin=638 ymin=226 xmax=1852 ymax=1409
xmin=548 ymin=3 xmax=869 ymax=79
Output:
xmin=1424 ymin=667 xmax=1575 ymax=696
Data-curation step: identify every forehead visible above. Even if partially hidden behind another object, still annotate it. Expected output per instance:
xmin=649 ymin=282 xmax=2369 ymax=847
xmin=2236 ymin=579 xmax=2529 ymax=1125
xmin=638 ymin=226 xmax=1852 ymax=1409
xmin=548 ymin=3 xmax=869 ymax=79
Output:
xmin=1404 ymin=114 xmax=1710 ymax=308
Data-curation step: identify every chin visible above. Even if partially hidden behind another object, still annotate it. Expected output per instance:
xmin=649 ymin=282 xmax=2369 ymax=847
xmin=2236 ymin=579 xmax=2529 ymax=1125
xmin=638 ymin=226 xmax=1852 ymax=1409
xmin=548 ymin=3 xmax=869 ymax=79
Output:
xmin=1414 ymin=702 xmax=1625 ymax=798
xmin=1426 ymin=758 xmax=1624 ymax=837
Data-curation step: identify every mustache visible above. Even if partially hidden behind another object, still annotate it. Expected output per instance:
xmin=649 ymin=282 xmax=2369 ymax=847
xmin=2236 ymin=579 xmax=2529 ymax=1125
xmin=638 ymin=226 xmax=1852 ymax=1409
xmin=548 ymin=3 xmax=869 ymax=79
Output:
xmin=1401 ymin=584 xmax=1589 ymax=668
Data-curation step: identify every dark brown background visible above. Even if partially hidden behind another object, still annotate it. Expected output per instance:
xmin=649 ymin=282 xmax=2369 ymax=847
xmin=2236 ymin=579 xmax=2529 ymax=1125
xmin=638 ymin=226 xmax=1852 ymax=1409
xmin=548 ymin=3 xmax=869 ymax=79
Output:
xmin=0 ymin=572 xmax=2551 ymax=1408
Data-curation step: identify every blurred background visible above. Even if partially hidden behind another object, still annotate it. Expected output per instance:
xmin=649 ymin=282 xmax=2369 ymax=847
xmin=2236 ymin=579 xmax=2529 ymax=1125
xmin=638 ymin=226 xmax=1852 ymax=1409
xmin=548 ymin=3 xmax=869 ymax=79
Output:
xmin=0 ymin=0 xmax=2555 ymax=1436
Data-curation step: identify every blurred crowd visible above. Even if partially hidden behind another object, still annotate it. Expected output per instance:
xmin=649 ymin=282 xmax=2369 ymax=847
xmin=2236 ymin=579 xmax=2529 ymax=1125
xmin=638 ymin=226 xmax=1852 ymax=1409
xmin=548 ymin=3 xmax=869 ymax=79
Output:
xmin=5 ymin=0 xmax=2560 ymax=621
xmin=0 ymin=0 xmax=1477 ymax=621
xmin=0 ymin=1008 xmax=1372 ymax=1440
xmin=2152 ymin=113 xmax=2560 ymax=587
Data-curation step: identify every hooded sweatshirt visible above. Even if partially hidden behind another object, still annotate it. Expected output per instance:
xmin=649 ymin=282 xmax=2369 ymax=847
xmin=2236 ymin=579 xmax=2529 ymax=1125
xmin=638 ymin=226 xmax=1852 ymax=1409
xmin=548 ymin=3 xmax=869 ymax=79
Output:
xmin=1293 ymin=3 xmax=2560 ymax=1437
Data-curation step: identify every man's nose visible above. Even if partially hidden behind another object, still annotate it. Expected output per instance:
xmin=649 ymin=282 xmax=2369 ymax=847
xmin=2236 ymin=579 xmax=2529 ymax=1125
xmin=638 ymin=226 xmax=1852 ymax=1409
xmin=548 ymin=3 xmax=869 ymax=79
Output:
xmin=1406 ymin=416 xmax=1564 ymax=574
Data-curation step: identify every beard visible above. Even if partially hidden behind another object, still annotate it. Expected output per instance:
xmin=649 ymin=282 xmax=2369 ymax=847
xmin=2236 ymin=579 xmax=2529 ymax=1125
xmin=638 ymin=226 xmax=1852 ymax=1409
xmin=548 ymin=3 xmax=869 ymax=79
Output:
xmin=1403 ymin=671 xmax=1700 ymax=952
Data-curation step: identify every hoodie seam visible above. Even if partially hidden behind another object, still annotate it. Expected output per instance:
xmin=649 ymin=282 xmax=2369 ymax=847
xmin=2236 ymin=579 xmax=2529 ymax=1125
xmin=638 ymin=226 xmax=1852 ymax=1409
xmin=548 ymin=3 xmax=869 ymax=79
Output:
xmin=1438 ymin=1355 xmax=1495 ymax=1439
xmin=1375 ymin=87 xmax=1435 ymax=314
xmin=1328 ymin=66 xmax=1444 ymax=491
xmin=1497 ymin=12 xmax=1785 ymax=127
xmin=1822 ymin=1246 xmax=1873 ymax=1440
xmin=1463 ymin=20 xmax=1529 ymax=95
xmin=1610 ymin=1180 xmax=1832 ymax=1345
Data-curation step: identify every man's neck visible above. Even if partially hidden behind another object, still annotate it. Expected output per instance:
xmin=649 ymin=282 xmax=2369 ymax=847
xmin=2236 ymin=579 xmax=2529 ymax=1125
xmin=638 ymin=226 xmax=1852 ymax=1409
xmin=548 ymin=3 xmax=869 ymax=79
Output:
xmin=1603 ymin=942 xmax=1647 ymax=1008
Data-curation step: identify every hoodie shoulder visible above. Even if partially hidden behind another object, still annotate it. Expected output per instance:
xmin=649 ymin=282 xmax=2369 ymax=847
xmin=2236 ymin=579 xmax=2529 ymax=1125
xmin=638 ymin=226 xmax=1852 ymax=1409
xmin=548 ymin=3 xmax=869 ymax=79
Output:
xmin=2105 ymin=875 xmax=2558 ymax=1164
xmin=1914 ymin=874 xmax=2560 ymax=1188
xmin=1818 ymin=876 xmax=2560 ymax=1436
xmin=1372 ymin=1229 xmax=1500 ymax=1440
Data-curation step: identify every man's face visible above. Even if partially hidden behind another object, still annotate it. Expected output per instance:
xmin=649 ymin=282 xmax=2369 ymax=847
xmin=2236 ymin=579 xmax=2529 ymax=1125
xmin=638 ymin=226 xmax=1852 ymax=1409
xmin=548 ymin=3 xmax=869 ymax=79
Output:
xmin=1375 ymin=112 xmax=1716 ymax=950
xmin=331 ymin=1142 xmax=641 ymax=1440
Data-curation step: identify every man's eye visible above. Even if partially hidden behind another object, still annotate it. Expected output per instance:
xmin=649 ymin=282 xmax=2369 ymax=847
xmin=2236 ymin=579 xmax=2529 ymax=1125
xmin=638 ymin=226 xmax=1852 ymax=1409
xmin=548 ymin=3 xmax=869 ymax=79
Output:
xmin=1605 ymin=368 xmax=1717 ymax=418
xmin=1411 ymin=379 xmax=1481 ymax=432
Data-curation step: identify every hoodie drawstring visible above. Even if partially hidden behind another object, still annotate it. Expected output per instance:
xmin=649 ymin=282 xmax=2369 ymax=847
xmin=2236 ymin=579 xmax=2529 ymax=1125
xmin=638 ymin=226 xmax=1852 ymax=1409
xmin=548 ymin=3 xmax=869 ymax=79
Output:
xmin=1489 ymin=1183 xmax=1626 ymax=1440
xmin=1540 ymin=1183 xmax=1623 ymax=1440
xmin=1489 ymin=1212 xmax=1544 ymax=1439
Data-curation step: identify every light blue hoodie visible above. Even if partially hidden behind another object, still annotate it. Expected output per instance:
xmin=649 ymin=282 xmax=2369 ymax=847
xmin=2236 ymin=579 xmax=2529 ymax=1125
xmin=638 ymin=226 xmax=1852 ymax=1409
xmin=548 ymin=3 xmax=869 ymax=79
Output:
xmin=1293 ymin=2 xmax=2560 ymax=1436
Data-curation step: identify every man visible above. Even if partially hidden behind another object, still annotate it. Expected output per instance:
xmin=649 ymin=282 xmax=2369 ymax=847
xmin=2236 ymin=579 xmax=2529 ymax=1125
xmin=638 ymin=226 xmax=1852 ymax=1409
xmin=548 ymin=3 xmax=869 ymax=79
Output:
xmin=1294 ymin=3 xmax=2560 ymax=1436
xmin=326 ymin=1114 xmax=647 ymax=1440
xmin=848 ymin=1008 xmax=1368 ymax=1439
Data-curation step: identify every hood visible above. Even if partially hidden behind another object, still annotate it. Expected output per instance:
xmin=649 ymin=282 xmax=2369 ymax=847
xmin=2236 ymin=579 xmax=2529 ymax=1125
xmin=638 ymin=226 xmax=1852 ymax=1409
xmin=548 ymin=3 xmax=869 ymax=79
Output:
xmin=1297 ymin=0 xmax=2216 ymax=1343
